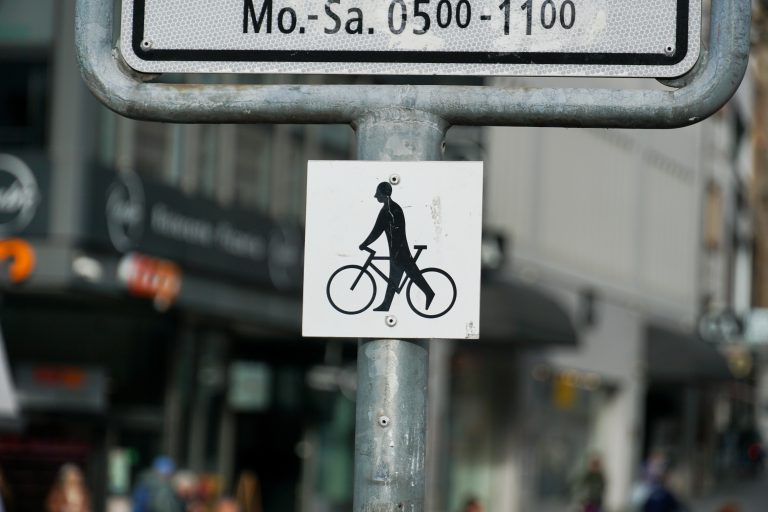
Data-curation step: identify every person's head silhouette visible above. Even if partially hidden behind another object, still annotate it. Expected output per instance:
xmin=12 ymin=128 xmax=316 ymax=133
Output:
xmin=375 ymin=182 xmax=392 ymax=203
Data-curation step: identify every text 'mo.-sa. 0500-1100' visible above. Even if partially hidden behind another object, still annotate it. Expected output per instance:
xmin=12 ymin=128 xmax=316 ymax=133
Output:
xmin=122 ymin=0 xmax=701 ymax=76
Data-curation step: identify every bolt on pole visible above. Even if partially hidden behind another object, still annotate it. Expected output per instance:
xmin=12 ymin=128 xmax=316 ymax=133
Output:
xmin=352 ymin=109 xmax=447 ymax=512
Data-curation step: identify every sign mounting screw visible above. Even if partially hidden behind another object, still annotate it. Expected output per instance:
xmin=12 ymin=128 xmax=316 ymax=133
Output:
xmin=141 ymin=39 xmax=153 ymax=51
xmin=389 ymin=174 xmax=400 ymax=186
xmin=385 ymin=315 xmax=397 ymax=327
xmin=378 ymin=415 xmax=391 ymax=427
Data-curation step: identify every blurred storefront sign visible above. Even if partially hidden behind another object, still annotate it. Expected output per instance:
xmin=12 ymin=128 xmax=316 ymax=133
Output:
xmin=698 ymin=309 xmax=742 ymax=344
xmin=742 ymin=309 xmax=768 ymax=344
xmin=88 ymin=168 xmax=303 ymax=291
xmin=105 ymin=170 xmax=144 ymax=252
xmin=117 ymin=252 xmax=182 ymax=309
xmin=0 ymin=153 xmax=48 ymax=238
xmin=228 ymin=361 xmax=272 ymax=412
xmin=552 ymin=374 xmax=577 ymax=410
xmin=0 ymin=154 xmax=40 ymax=235
xmin=14 ymin=364 xmax=107 ymax=412
xmin=698 ymin=308 xmax=768 ymax=346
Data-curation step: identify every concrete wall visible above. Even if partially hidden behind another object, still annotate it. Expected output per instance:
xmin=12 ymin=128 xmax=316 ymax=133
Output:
xmin=485 ymin=123 xmax=707 ymax=326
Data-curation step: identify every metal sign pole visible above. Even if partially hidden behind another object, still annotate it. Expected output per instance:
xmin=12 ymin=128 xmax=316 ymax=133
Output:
xmin=352 ymin=110 xmax=447 ymax=511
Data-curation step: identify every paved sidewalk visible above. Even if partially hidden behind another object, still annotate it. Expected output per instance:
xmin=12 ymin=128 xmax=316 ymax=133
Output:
xmin=687 ymin=475 xmax=768 ymax=512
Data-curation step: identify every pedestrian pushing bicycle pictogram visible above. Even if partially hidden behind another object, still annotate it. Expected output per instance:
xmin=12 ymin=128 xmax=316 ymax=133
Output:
xmin=303 ymin=161 xmax=482 ymax=339
xmin=325 ymin=182 xmax=457 ymax=319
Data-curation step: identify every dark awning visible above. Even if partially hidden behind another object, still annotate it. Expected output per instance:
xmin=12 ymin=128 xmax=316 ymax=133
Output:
xmin=479 ymin=277 xmax=578 ymax=346
xmin=646 ymin=324 xmax=732 ymax=382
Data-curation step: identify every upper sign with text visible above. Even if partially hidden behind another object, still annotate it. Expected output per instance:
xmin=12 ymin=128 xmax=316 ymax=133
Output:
xmin=121 ymin=0 xmax=700 ymax=76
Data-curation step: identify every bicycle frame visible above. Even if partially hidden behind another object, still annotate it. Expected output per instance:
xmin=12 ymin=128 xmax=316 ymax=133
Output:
xmin=357 ymin=246 xmax=425 ymax=293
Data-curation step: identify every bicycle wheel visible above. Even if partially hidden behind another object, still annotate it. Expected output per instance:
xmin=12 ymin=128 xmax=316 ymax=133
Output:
xmin=326 ymin=265 xmax=377 ymax=315
xmin=406 ymin=267 xmax=457 ymax=319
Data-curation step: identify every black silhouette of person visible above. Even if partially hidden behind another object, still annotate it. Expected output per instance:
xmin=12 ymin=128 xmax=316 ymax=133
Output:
xmin=359 ymin=182 xmax=435 ymax=311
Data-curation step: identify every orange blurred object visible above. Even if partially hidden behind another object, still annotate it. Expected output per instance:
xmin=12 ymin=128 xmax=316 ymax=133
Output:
xmin=117 ymin=252 xmax=182 ymax=308
xmin=0 ymin=238 xmax=36 ymax=283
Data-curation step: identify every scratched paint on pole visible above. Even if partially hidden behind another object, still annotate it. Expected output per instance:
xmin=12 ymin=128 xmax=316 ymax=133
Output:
xmin=302 ymin=161 xmax=482 ymax=339
xmin=121 ymin=0 xmax=701 ymax=77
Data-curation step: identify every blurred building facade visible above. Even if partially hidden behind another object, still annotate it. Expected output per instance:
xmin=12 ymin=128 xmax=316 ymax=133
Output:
xmin=0 ymin=2 xmax=760 ymax=512
xmin=0 ymin=0 xmax=361 ymax=510
xmin=0 ymin=1 xmax=577 ymax=511
xmin=470 ymin=76 xmax=754 ymax=511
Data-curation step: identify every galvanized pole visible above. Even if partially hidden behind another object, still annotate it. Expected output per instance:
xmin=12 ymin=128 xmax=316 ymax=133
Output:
xmin=352 ymin=109 xmax=447 ymax=512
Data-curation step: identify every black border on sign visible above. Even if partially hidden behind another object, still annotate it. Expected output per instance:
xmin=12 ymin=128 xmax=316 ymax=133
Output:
xmin=131 ymin=0 xmax=689 ymax=66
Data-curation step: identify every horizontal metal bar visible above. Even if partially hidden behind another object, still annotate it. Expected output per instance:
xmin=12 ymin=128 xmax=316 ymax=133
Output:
xmin=76 ymin=0 xmax=750 ymax=128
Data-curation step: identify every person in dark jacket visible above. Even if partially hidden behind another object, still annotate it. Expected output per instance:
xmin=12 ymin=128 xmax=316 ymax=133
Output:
xmin=576 ymin=455 xmax=606 ymax=512
xmin=132 ymin=457 xmax=183 ymax=512
xmin=641 ymin=454 xmax=684 ymax=512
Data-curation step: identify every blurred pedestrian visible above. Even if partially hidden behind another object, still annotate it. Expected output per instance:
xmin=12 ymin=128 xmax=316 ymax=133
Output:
xmin=196 ymin=473 xmax=222 ymax=510
xmin=639 ymin=453 xmax=685 ymax=512
xmin=575 ymin=454 xmax=606 ymax=512
xmin=46 ymin=464 xmax=92 ymax=512
xmin=234 ymin=471 xmax=262 ymax=512
xmin=171 ymin=470 xmax=202 ymax=512
xmin=213 ymin=497 xmax=240 ymax=512
xmin=132 ymin=456 xmax=183 ymax=512
xmin=461 ymin=496 xmax=483 ymax=512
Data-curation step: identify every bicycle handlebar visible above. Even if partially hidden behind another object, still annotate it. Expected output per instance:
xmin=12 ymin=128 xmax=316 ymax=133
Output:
xmin=360 ymin=245 xmax=426 ymax=254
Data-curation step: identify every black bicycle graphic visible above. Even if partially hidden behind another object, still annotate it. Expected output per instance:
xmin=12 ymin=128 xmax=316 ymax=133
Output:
xmin=326 ymin=245 xmax=457 ymax=319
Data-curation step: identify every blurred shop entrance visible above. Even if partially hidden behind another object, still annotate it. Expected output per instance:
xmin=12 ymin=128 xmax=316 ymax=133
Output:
xmin=232 ymin=338 xmax=357 ymax=512
xmin=0 ymin=293 xmax=175 ymax=510
xmin=178 ymin=333 xmax=358 ymax=512
xmin=0 ymin=430 xmax=94 ymax=512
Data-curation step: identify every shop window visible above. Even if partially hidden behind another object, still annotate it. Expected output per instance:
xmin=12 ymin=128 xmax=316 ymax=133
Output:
xmin=0 ymin=59 xmax=49 ymax=148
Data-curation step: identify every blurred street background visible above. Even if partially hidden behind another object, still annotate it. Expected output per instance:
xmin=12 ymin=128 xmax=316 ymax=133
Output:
xmin=0 ymin=0 xmax=767 ymax=511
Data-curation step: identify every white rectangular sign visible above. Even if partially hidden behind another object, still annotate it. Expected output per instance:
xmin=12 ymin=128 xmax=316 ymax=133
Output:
xmin=121 ymin=0 xmax=700 ymax=77
xmin=302 ymin=161 xmax=482 ymax=339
